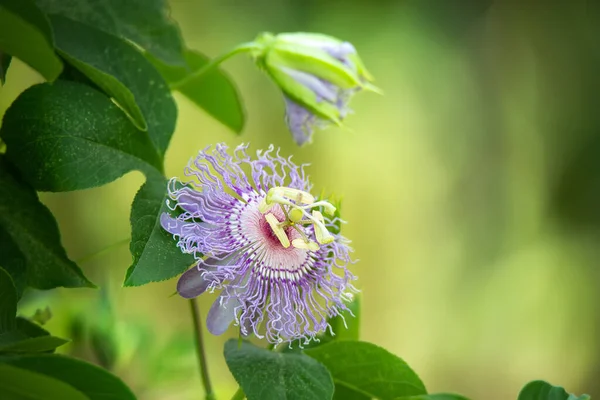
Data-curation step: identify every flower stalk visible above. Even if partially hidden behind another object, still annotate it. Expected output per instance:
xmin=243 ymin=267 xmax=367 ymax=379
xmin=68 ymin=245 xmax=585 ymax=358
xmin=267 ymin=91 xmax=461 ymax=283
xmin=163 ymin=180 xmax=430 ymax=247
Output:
xmin=189 ymin=298 xmax=216 ymax=400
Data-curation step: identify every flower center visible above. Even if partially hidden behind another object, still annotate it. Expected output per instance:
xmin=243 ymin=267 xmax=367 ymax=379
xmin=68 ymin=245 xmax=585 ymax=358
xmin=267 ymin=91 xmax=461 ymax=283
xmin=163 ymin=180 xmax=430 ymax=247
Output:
xmin=259 ymin=187 xmax=336 ymax=250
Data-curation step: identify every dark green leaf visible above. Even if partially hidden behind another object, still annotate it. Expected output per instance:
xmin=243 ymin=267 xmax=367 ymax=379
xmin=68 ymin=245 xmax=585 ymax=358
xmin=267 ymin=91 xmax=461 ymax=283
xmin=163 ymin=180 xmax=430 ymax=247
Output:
xmin=305 ymin=341 xmax=426 ymax=400
xmin=0 ymin=335 xmax=68 ymax=353
xmin=148 ymin=49 xmax=245 ymax=133
xmin=518 ymin=380 xmax=590 ymax=400
xmin=49 ymin=15 xmax=177 ymax=154
xmin=0 ymin=51 xmax=10 ymax=83
xmin=0 ymin=0 xmax=63 ymax=81
xmin=0 ymin=158 xmax=93 ymax=289
xmin=3 ymin=354 xmax=136 ymax=400
xmin=224 ymin=339 xmax=334 ymax=400
xmin=15 ymin=317 xmax=49 ymax=338
xmin=397 ymin=395 xmax=471 ymax=400
xmin=0 ymin=363 xmax=88 ymax=400
xmin=1 ymin=81 xmax=163 ymax=192
xmin=36 ymin=0 xmax=184 ymax=65
xmin=0 ymin=226 xmax=27 ymax=298
xmin=124 ymin=177 xmax=195 ymax=286
xmin=334 ymin=385 xmax=370 ymax=400
xmin=0 ymin=267 xmax=17 ymax=333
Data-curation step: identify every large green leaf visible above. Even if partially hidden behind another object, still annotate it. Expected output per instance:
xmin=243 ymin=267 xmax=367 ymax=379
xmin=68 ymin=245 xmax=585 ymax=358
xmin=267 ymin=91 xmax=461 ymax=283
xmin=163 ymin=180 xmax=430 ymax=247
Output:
xmin=0 ymin=363 xmax=88 ymax=400
xmin=0 ymin=158 xmax=93 ymax=289
xmin=124 ymin=177 xmax=195 ymax=286
xmin=3 ymin=354 xmax=136 ymax=400
xmin=148 ymin=49 xmax=245 ymax=134
xmin=0 ymin=0 xmax=62 ymax=81
xmin=224 ymin=339 xmax=334 ymax=400
xmin=0 ymin=81 xmax=163 ymax=192
xmin=397 ymin=395 xmax=470 ymax=400
xmin=518 ymin=380 xmax=590 ymax=400
xmin=35 ymin=0 xmax=184 ymax=65
xmin=0 ymin=267 xmax=16 ymax=333
xmin=305 ymin=341 xmax=426 ymax=400
xmin=49 ymin=15 xmax=177 ymax=153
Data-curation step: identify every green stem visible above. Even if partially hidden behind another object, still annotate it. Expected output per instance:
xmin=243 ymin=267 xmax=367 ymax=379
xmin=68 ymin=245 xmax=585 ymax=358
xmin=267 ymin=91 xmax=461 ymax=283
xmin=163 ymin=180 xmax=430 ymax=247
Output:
xmin=190 ymin=298 xmax=216 ymax=400
xmin=76 ymin=238 xmax=130 ymax=264
xmin=229 ymin=387 xmax=245 ymax=400
xmin=171 ymin=42 xmax=261 ymax=90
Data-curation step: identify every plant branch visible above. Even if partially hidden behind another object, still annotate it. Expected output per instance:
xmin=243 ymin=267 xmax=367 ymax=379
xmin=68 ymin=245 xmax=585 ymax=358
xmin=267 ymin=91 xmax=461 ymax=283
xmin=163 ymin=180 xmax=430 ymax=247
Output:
xmin=170 ymin=42 xmax=260 ymax=89
xmin=190 ymin=298 xmax=216 ymax=400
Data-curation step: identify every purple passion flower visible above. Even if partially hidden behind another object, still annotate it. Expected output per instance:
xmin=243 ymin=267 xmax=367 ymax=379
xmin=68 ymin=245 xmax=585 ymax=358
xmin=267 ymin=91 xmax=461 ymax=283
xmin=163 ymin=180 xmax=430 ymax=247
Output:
xmin=253 ymin=32 xmax=380 ymax=146
xmin=161 ymin=143 xmax=357 ymax=345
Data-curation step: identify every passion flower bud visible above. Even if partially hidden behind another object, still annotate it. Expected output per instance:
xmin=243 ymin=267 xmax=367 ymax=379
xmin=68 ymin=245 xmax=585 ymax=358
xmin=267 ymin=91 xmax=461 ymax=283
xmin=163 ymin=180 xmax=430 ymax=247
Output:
xmin=253 ymin=32 xmax=380 ymax=146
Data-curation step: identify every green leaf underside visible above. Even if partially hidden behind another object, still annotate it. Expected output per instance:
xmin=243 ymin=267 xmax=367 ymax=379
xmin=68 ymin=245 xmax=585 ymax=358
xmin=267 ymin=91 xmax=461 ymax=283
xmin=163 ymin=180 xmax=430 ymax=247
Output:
xmin=0 ymin=363 xmax=88 ymax=400
xmin=396 ymin=394 xmax=471 ymax=400
xmin=148 ymin=49 xmax=245 ymax=133
xmin=0 ymin=81 xmax=163 ymax=192
xmin=518 ymin=380 xmax=590 ymax=400
xmin=0 ymin=335 xmax=68 ymax=353
xmin=224 ymin=339 xmax=334 ymax=400
xmin=0 ymin=0 xmax=63 ymax=81
xmin=49 ymin=15 xmax=178 ymax=154
xmin=2 ymin=354 xmax=136 ymax=400
xmin=305 ymin=341 xmax=427 ymax=400
xmin=35 ymin=0 xmax=185 ymax=65
xmin=0 ymin=267 xmax=17 ymax=333
xmin=124 ymin=177 xmax=195 ymax=286
xmin=0 ymin=158 xmax=92 ymax=289
xmin=0 ymin=51 xmax=11 ymax=83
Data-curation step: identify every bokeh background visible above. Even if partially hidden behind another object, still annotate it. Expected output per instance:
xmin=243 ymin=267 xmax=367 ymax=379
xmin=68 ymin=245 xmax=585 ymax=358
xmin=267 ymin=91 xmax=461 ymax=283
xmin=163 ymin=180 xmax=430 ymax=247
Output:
xmin=1 ymin=0 xmax=599 ymax=399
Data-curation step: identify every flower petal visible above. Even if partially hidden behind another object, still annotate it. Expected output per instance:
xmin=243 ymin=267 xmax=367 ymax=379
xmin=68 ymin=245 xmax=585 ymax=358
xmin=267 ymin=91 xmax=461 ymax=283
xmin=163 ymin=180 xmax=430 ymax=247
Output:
xmin=284 ymin=97 xmax=316 ymax=146
xmin=160 ymin=213 xmax=186 ymax=236
xmin=206 ymin=293 xmax=241 ymax=335
xmin=177 ymin=262 xmax=216 ymax=299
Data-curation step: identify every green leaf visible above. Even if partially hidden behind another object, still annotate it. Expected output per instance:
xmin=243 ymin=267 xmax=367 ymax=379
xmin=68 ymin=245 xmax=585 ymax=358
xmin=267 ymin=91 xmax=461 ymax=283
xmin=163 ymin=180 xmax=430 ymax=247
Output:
xmin=49 ymin=15 xmax=177 ymax=153
xmin=334 ymin=385 xmax=370 ymax=400
xmin=0 ymin=51 xmax=10 ymax=83
xmin=0 ymin=81 xmax=163 ymax=192
xmin=304 ymin=341 xmax=426 ymax=400
xmin=148 ymin=49 xmax=245 ymax=134
xmin=35 ymin=0 xmax=184 ymax=65
xmin=0 ymin=335 xmax=68 ymax=353
xmin=15 ymin=317 xmax=50 ymax=339
xmin=124 ymin=177 xmax=195 ymax=286
xmin=518 ymin=380 xmax=590 ymax=400
xmin=0 ymin=158 xmax=93 ymax=289
xmin=224 ymin=339 xmax=334 ymax=400
xmin=3 ymin=354 xmax=136 ymax=400
xmin=0 ymin=363 xmax=88 ymax=400
xmin=397 ymin=395 xmax=471 ymax=400
xmin=0 ymin=0 xmax=63 ymax=81
xmin=0 ymin=226 xmax=27 ymax=298
xmin=0 ymin=267 xmax=17 ymax=333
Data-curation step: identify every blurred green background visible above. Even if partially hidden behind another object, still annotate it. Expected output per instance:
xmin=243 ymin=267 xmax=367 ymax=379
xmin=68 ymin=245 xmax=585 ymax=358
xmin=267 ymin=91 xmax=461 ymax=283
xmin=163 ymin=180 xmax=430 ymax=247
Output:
xmin=1 ymin=0 xmax=599 ymax=399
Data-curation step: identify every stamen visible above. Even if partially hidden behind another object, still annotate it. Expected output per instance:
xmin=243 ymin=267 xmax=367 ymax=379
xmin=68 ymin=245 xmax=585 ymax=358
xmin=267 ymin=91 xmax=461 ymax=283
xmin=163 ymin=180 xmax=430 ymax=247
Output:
xmin=258 ymin=198 xmax=274 ymax=213
xmin=289 ymin=208 xmax=304 ymax=223
xmin=265 ymin=213 xmax=290 ymax=248
xmin=291 ymin=238 xmax=319 ymax=251
xmin=312 ymin=211 xmax=334 ymax=244
xmin=267 ymin=187 xmax=315 ymax=205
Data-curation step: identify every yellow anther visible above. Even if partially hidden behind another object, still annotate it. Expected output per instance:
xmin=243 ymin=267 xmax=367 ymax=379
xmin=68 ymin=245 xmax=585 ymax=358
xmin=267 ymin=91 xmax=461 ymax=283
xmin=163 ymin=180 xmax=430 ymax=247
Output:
xmin=291 ymin=238 xmax=320 ymax=251
xmin=312 ymin=211 xmax=334 ymax=244
xmin=267 ymin=187 xmax=315 ymax=205
xmin=264 ymin=213 xmax=290 ymax=248
xmin=320 ymin=201 xmax=337 ymax=216
xmin=289 ymin=208 xmax=304 ymax=223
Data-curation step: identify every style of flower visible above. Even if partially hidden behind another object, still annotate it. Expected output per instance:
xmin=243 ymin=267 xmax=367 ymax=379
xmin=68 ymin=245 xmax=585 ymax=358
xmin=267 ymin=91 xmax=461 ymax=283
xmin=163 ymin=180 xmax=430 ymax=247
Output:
xmin=253 ymin=32 xmax=380 ymax=146
xmin=160 ymin=143 xmax=357 ymax=345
